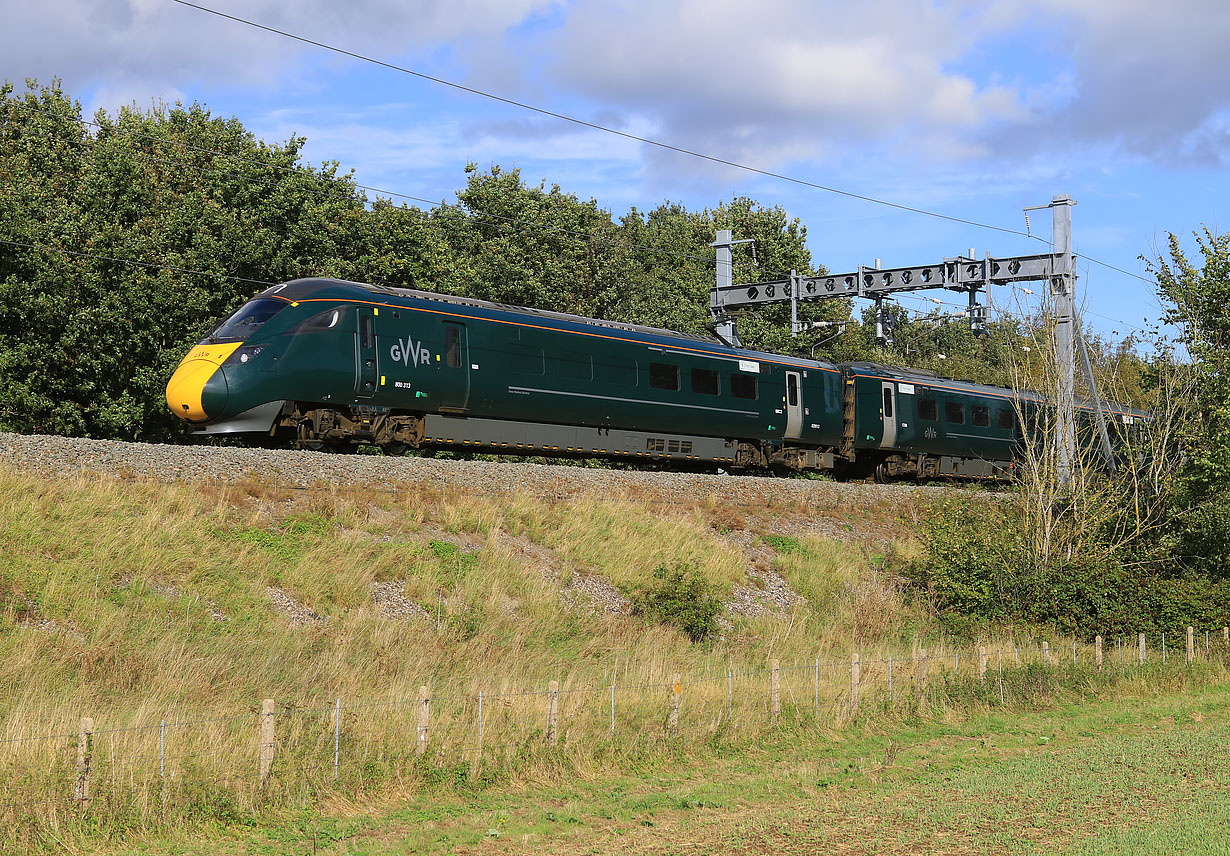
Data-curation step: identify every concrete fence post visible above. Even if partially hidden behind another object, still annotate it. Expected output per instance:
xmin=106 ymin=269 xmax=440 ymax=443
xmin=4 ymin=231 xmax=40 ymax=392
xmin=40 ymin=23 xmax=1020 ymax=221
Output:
xmin=1187 ymin=627 xmax=1195 ymax=665
xmin=416 ymin=686 xmax=429 ymax=757
xmin=1095 ymin=635 xmax=1103 ymax=670
xmin=259 ymin=699 xmax=275 ymax=785
xmin=770 ymin=660 xmax=781 ymax=724
xmin=547 ymin=680 xmax=559 ymax=746
xmin=1139 ymin=633 xmax=1146 ymax=665
xmin=668 ymin=673 xmax=681 ymax=736
xmin=1223 ymin=627 xmax=1228 ymax=646
xmin=978 ymin=646 xmax=987 ymax=683
xmin=74 ymin=716 xmax=93 ymax=808
xmin=1042 ymin=641 xmax=1050 ymax=665
xmin=850 ymin=653 xmax=861 ymax=718
xmin=917 ymin=649 xmax=927 ymax=697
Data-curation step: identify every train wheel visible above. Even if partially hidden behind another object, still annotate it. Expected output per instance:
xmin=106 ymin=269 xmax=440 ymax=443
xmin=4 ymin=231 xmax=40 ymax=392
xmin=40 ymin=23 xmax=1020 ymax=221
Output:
xmin=381 ymin=442 xmax=408 ymax=457
xmin=296 ymin=422 xmax=326 ymax=452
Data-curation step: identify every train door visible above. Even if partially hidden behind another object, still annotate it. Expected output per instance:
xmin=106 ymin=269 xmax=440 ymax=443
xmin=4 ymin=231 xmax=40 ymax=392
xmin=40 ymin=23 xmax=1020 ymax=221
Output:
xmin=438 ymin=322 xmax=470 ymax=411
xmin=355 ymin=307 xmax=377 ymax=398
xmin=880 ymin=381 xmax=897 ymax=447
xmin=784 ymin=370 xmax=803 ymax=439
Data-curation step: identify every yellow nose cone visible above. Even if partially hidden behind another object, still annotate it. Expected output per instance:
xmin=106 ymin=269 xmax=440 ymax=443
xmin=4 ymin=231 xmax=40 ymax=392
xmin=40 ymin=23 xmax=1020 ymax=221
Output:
xmin=166 ymin=343 xmax=241 ymax=422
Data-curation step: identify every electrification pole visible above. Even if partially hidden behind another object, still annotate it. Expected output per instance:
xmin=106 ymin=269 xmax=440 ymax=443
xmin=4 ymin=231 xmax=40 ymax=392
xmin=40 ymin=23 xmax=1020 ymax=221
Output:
xmin=1049 ymin=196 xmax=1077 ymax=483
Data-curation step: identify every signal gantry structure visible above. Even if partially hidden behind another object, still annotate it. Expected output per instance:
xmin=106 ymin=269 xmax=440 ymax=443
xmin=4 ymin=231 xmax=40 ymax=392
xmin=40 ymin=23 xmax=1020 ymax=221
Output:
xmin=708 ymin=195 xmax=1113 ymax=482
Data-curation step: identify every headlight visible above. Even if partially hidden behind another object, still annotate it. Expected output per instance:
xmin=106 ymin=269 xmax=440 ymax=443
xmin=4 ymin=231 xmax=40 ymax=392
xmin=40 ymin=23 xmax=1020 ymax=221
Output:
xmin=223 ymin=344 xmax=267 ymax=367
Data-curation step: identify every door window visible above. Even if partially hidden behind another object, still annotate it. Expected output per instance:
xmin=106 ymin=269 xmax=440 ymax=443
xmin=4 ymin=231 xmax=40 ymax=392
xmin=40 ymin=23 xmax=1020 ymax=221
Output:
xmin=787 ymin=374 xmax=799 ymax=407
xmin=882 ymin=387 xmax=893 ymax=419
xmin=444 ymin=325 xmax=462 ymax=368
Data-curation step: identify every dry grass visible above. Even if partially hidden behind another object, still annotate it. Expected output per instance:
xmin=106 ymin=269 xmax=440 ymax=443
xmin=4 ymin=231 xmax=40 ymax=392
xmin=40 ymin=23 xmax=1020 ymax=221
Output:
xmin=0 ymin=465 xmax=1178 ymax=852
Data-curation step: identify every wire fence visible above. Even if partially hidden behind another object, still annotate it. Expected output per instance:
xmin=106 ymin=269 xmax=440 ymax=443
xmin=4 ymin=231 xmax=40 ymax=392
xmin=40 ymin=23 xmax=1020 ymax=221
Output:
xmin=2 ymin=627 xmax=1228 ymax=842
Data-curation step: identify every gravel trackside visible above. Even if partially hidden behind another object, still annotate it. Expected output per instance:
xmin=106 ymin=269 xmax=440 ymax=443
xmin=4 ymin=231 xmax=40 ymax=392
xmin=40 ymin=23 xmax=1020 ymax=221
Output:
xmin=0 ymin=432 xmax=954 ymax=510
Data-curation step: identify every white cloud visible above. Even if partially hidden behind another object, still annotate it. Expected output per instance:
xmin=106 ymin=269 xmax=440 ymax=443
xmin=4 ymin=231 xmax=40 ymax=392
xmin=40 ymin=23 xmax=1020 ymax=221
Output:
xmin=1 ymin=0 xmax=555 ymax=109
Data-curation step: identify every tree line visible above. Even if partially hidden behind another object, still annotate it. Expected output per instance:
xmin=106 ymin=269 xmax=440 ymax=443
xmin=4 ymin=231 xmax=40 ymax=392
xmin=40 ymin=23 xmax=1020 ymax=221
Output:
xmin=0 ymin=79 xmax=1146 ymax=442
xmin=3 ymin=78 xmax=1229 ymax=631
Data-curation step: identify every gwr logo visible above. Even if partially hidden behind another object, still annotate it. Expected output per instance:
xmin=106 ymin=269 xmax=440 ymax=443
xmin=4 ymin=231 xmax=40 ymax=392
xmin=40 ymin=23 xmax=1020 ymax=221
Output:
xmin=390 ymin=336 xmax=431 ymax=368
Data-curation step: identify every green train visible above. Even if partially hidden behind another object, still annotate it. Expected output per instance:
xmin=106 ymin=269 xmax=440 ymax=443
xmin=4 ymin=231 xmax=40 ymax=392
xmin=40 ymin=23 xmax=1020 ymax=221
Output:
xmin=166 ymin=278 xmax=1147 ymax=479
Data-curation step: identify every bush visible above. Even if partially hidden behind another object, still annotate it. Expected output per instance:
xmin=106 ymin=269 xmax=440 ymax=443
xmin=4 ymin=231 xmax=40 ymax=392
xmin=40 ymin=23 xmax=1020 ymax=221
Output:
xmin=904 ymin=497 xmax=1230 ymax=635
xmin=630 ymin=563 xmax=722 ymax=642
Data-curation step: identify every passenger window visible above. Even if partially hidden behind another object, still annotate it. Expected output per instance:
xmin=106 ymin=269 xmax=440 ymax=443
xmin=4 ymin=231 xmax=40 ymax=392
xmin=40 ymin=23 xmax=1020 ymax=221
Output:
xmin=649 ymin=362 xmax=679 ymax=391
xmin=605 ymin=360 xmax=638 ymax=386
xmin=972 ymin=405 xmax=990 ymax=427
xmin=731 ymin=374 xmax=758 ymax=400
xmin=882 ymin=387 xmax=893 ymax=419
xmin=692 ymin=368 xmax=720 ymax=396
xmin=997 ymin=409 xmax=1016 ymax=430
xmin=945 ymin=402 xmax=965 ymax=424
xmin=919 ymin=398 xmax=938 ymax=421
xmin=444 ymin=325 xmax=462 ymax=368
xmin=558 ymin=352 xmax=593 ymax=381
xmin=508 ymin=343 xmax=544 ymax=375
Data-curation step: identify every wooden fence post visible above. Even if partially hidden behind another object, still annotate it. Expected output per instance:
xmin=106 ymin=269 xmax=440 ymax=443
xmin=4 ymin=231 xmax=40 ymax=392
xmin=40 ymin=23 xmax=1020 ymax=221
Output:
xmin=770 ymin=660 xmax=781 ymax=724
xmin=668 ymin=674 xmax=681 ymax=736
xmin=1042 ymin=641 xmax=1050 ymax=665
xmin=1139 ymin=633 xmax=1146 ymax=664
xmin=1095 ymin=635 xmax=1103 ymax=670
xmin=1187 ymin=627 xmax=1195 ymax=664
xmin=547 ymin=680 xmax=559 ymax=745
xmin=416 ymin=686 xmax=429 ymax=756
xmin=74 ymin=716 xmax=93 ymax=808
xmin=850 ymin=653 xmax=861 ymax=718
xmin=259 ymin=699 xmax=276 ymax=784
xmin=917 ymin=648 xmax=927 ymax=697
xmin=978 ymin=646 xmax=987 ymax=683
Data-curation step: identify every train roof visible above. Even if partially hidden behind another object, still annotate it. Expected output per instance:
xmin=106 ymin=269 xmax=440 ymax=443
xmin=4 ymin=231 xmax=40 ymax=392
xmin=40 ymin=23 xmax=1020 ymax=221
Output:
xmin=263 ymin=278 xmax=724 ymax=345
xmin=259 ymin=278 xmax=842 ymax=373
xmin=842 ymin=361 xmax=1150 ymax=419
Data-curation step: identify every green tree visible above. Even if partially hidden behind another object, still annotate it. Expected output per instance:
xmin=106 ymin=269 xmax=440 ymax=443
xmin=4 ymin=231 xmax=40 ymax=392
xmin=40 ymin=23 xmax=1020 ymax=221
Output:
xmin=1150 ymin=228 xmax=1230 ymax=574
xmin=0 ymin=79 xmax=368 ymax=440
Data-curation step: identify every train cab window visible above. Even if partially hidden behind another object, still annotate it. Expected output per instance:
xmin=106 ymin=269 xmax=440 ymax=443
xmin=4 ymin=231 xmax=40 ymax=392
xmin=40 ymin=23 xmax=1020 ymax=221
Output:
xmin=605 ymin=360 xmax=638 ymax=386
xmin=731 ymin=373 xmax=758 ymax=400
xmin=649 ymin=362 xmax=680 ymax=391
xmin=444 ymin=325 xmax=462 ymax=368
xmin=881 ymin=387 xmax=893 ymax=419
xmin=558 ymin=352 xmax=593 ymax=381
xmin=997 ymin=408 xmax=1016 ymax=431
xmin=209 ymin=298 xmax=286 ymax=342
xmin=918 ymin=398 xmax=938 ymax=421
xmin=972 ymin=405 xmax=990 ymax=427
xmin=945 ymin=402 xmax=965 ymax=424
xmin=692 ymin=367 xmax=720 ymax=395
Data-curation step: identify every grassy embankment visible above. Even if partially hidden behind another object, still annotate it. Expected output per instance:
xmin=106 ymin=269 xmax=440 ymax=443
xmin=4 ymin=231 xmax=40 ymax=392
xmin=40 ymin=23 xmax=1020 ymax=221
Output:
xmin=107 ymin=678 xmax=1230 ymax=855
xmin=1 ymin=465 xmax=1225 ymax=853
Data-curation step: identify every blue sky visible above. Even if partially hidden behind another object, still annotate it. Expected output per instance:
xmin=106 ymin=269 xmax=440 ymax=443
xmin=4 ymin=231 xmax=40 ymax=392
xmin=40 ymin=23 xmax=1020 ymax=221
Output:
xmin=6 ymin=0 xmax=1229 ymax=344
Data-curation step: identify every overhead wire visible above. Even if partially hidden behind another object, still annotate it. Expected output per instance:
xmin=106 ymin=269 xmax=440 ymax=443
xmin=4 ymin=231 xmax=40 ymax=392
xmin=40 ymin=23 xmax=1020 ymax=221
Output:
xmin=2 ymin=87 xmax=1156 ymax=333
xmin=170 ymin=0 xmax=1036 ymax=240
xmin=1 ymin=98 xmax=717 ymax=267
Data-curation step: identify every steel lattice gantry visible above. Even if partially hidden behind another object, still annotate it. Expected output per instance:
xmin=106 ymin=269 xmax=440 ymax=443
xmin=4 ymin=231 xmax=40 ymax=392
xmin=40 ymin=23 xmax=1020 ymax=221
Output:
xmin=709 ymin=196 xmax=1096 ymax=482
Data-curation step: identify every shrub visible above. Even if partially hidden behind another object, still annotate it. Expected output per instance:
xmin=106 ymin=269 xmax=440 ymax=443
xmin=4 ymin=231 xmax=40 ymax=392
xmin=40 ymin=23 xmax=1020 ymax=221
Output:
xmin=630 ymin=563 xmax=722 ymax=642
